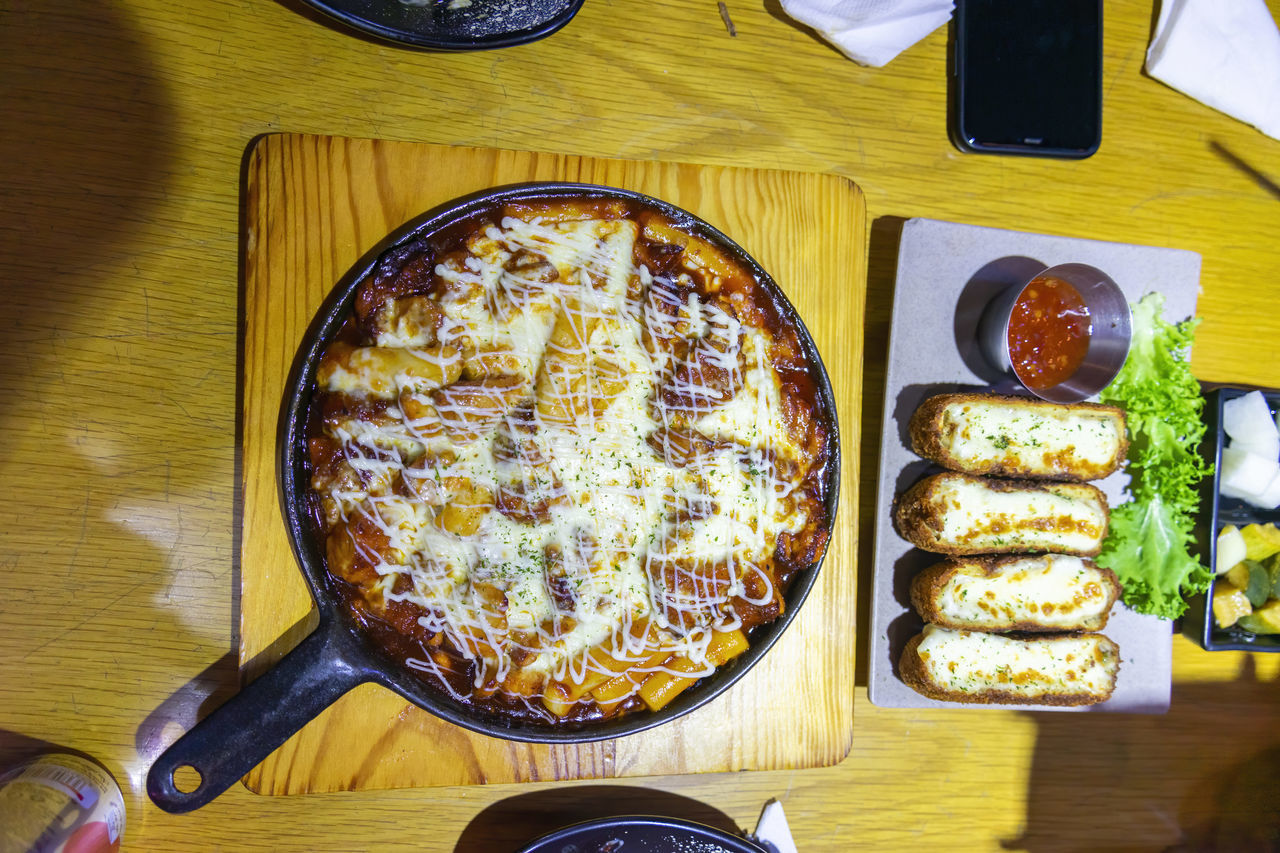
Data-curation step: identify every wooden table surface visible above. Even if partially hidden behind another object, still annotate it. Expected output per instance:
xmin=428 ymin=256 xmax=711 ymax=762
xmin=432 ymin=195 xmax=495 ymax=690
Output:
xmin=2 ymin=1 xmax=1278 ymax=850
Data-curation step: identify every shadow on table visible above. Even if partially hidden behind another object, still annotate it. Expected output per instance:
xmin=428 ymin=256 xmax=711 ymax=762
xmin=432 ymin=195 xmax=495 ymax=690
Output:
xmin=455 ymin=785 xmax=745 ymax=852
xmin=853 ymin=214 xmax=906 ymax=687
xmin=134 ymin=652 xmax=240 ymax=764
xmin=0 ymin=0 xmax=247 ymax=792
xmin=1007 ymin=657 xmax=1280 ymax=853
xmin=0 ymin=0 xmax=174 ymax=294
xmin=1208 ymin=141 xmax=1280 ymax=203
xmin=0 ymin=731 xmax=63 ymax=769
xmin=0 ymin=730 xmax=127 ymax=776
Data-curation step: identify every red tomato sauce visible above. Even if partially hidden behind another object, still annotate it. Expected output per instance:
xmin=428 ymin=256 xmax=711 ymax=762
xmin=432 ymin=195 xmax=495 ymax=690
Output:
xmin=1007 ymin=276 xmax=1091 ymax=390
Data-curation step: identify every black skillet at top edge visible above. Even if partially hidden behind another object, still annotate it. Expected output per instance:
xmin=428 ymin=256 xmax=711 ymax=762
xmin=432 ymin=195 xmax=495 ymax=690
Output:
xmin=295 ymin=0 xmax=586 ymax=51
xmin=147 ymin=182 xmax=840 ymax=813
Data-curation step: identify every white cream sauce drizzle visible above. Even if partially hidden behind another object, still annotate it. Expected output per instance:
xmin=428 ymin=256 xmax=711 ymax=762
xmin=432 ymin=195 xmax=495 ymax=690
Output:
xmin=317 ymin=211 xmax=813 ymax=710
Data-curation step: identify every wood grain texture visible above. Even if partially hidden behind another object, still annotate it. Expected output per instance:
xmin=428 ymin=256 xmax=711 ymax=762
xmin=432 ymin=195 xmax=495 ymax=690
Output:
xmin=2 ymin=0 xmax=1279 ymax=848
xmin=239 ymin=134 xmax=864 ymax=793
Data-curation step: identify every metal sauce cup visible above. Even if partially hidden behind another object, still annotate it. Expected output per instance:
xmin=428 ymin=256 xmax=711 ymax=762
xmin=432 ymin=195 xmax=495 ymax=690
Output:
xmin=978 ymin=262 xmax=1132 ymax=403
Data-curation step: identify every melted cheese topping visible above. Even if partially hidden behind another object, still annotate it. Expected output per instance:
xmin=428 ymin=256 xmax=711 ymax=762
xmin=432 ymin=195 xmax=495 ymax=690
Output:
xmin=916 ymin=625 xmax=1117 ymax=699
xmin=932 ymin=477 xmax=1106 ymax=553
xmin=311 ymin=206 xmax=822 ymax=719
xmin=940 ymin=400 xmax=1122 ymax=478
xmin=936 ymin=555 xmax=1113 ymax=629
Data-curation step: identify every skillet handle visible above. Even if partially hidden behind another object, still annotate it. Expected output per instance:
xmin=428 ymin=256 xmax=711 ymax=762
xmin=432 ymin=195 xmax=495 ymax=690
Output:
xmin=147 ymin=621 xmax=367 ymax=812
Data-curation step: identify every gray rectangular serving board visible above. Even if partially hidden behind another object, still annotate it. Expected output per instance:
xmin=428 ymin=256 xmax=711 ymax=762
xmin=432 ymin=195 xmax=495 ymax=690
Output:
xmin=867 ymin=217 xmax=1202 ymax=713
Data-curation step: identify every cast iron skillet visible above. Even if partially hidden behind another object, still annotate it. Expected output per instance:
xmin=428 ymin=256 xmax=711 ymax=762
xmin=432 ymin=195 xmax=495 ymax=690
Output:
xmin=147 ymin=183 xmax=841 ymax=813
xmin=296 ymin=0 xmax=585 ymax=51
xmin=516 ymin=815 xmax=769 ymax=853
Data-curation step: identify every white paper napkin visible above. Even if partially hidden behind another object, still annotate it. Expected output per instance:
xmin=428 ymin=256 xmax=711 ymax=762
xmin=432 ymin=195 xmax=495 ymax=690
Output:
xmin=751 ymin=799 xmax=798 ymax=853
xmin=1146 ymin=0 xmax=1280 ymax=141
xmin=780 ymin=0 xmax=954 ymax=68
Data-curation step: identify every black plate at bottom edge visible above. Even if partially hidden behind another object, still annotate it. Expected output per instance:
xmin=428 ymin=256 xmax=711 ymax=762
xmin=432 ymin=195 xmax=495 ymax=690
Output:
xmin=516 ymin=816 xmax=767 ymax=853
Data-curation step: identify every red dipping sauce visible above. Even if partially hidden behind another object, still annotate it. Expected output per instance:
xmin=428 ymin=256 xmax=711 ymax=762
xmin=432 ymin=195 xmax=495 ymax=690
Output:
xmin=1007 ymin=275 xmax=1091 ymax=391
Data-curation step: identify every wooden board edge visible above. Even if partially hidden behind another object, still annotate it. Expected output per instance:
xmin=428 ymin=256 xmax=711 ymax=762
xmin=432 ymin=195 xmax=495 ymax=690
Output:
xmin=236 ymin=138 xmax=869 ymax=790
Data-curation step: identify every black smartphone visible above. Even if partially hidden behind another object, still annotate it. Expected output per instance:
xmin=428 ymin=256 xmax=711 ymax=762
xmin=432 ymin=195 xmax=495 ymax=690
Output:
xmin=951 ymin=0 xmax=1102 ymax=159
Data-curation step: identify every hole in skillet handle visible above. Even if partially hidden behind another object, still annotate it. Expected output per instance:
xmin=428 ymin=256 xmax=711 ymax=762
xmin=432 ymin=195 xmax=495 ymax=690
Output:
xmin=266 ymin=182 xmax=841 ymax=747
xmin=148 ymin=764 xmax=205 ymax=808
xmin=172 ymin=764 xmax=202 ymax=794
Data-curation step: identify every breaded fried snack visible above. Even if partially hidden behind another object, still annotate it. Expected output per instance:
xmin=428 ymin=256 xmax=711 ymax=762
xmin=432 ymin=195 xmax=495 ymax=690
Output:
xmin=899 ymin=624 xmax=1120 ymax=706
xmin=893 ymin=471 xmax=1109 ymax=556
xmin=910 ymin=554 xmax=1121 ymax=632
xmin=909 ymin=393 xmax=1127 ymax=481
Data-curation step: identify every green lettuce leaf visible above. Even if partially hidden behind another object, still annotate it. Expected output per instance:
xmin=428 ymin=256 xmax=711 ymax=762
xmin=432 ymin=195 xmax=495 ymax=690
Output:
xmin=1097 ymin=493 xmax=1212 ymax=621
xmin=1097 ymin=291 xmax=1212 ymax=619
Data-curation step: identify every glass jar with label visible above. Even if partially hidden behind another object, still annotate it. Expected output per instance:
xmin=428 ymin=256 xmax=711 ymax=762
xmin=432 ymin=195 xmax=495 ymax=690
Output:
xmin=0 ymin=753 xmax=125 ymax=853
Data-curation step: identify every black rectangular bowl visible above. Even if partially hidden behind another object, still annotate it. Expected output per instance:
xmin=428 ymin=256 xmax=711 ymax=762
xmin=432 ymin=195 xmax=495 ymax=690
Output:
xmin=1183 ymin=386 xmax=1280 ymax=651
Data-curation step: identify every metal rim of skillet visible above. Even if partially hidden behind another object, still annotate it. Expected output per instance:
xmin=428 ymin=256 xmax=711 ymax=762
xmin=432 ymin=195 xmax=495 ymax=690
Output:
xmin=294 ymin=0 xmax=586 ymax=51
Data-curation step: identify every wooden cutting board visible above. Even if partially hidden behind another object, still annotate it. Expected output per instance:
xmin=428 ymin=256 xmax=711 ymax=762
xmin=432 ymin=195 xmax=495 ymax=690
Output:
xmin=239 ymin=133 xmax=864 ymax=794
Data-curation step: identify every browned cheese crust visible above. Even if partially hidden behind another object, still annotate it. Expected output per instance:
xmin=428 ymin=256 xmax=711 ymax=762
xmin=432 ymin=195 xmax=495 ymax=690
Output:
xmin=304 ymin=195 xmax=836 ymax=727
xmin=898 ymin=631 xmax=1120 ymax=706
xmin=909 ymin=555 xmax=1122 ymax=632
xmin=907 ymin=392 xmax=1128 ymax=482
xmin=892 ymin=472 xmax=1109 ymax=557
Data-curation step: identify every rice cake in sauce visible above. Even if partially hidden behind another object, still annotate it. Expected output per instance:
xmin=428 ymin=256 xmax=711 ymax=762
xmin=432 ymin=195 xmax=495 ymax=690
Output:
xmin=305 ymin=194 xmax=833 ymax=725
